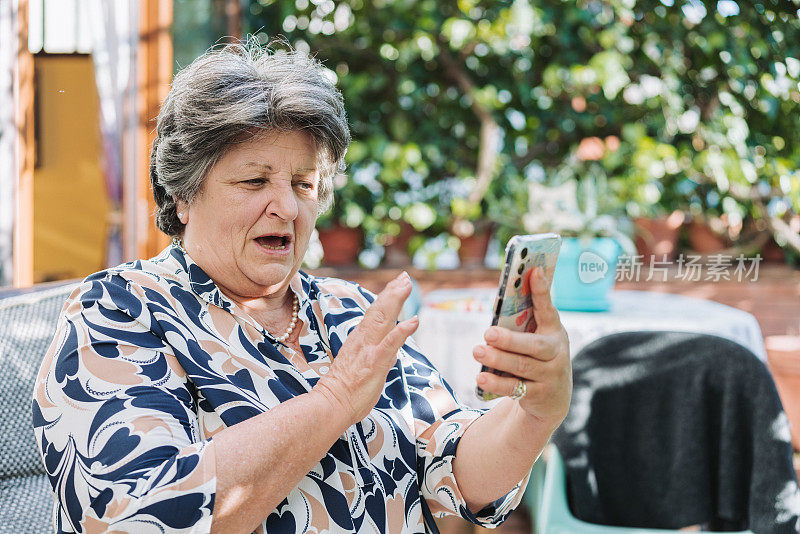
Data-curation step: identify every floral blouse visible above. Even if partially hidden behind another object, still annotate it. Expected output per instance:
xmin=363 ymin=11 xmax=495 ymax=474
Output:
xmin=33 ymin=245 xmax=528 ymax=533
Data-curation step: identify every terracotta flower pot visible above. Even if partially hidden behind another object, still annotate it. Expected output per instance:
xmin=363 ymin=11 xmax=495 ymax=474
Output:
xmin=687 ymin=220 xmax=727 ymax=254
xmin=765 ymin=335 xmax=800 ymax=451
xmin=762 ymin=237 xmax=787 ymax=263
xmin=382 ymin=221 xmax=416 ymax=268
xmin=458 ymin=228 xmax=492 ymax=268
xmin=317 ymin=224 xmax=362 ymax=266
xmin=634 ymin=211 xmax=684 ymax=264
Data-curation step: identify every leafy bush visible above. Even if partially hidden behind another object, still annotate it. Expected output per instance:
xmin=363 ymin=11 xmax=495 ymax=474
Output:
xmin=214 ymin=0 xmax=800 ymax=259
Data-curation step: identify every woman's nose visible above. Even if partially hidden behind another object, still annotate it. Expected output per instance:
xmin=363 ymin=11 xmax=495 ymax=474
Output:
xmin=265 ymin=183 xmax=299 ymax=221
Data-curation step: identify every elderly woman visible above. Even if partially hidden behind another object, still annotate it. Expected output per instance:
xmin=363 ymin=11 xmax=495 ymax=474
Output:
xmin=33 ymin=43 xmax=571 ymax=534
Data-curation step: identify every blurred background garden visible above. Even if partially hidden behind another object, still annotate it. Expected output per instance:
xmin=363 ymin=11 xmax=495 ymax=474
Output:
xmin=3 ymin=0 xmax=800 ymax=286
xmin=184 ymin=0 xmax=800 ymax=272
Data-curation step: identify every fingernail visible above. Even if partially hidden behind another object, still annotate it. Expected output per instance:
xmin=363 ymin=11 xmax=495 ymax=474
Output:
xmin=485 ymin=328 xmax=498 ymax=342
xmin=401 ymin=316 xmax=418 ymax=331
xmin=477 ymin=374 xmax=487 ymax=385
xmin=474 ymin=345 xmax=485 ymax=360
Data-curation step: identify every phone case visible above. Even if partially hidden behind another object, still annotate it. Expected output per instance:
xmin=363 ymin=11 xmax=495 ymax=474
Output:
xmin=476 ymin=233 xmax=561 ymax=401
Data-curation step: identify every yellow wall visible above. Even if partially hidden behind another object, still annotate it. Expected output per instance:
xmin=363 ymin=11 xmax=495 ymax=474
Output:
xmin=33 ymin=55 xmax=109 ymax=282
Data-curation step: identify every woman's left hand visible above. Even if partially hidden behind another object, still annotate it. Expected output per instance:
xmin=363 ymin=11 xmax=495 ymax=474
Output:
xmin=473 ymin=267 xmax=572 ymax=432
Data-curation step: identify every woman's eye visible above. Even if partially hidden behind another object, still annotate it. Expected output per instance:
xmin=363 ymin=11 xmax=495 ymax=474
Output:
xmin=296 ymin=182 xmax=314 ymax=190
xmin=243 ymin=178 xmax=265 ymax=186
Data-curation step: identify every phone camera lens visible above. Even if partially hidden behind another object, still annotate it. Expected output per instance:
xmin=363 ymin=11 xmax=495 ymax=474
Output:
xmin=520 ymin=248 xmax=528 ymax=259
xmin=514 ymin=277 xmax=521 ymax=288
xmin=517 ymin=264 xmax=524 ymax=275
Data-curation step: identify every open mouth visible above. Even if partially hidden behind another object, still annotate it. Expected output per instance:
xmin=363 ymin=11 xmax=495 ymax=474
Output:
xmin=255 ymin=234 xmax=292 ymax=251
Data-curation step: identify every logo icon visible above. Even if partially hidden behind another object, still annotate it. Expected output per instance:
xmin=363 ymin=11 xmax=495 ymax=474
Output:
xmin=578 ymin=251 xmax=609 ymax=283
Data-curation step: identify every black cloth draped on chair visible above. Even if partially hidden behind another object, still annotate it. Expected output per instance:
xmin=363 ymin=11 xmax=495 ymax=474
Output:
xmin=552 ymin=331 xmax=800 ymax=533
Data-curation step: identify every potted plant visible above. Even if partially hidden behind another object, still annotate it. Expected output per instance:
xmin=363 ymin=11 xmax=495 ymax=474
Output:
xmin=374 ymin=200 xmax=443 ymax=267
xmin=315 ymin=173 xmax=374 ymax=266
xmin=317 ymin=222 xmax=363 ymax=266
xmin=686 ymin=213 xmax=731 ymax=254
xmin=613 ymin=129 xmax=687 ymax=265
xmin=456 ymin=224 xmax=494 ymax=267
xmin=524 ymin=172 xmax=635 ymax=312
xmin=449 ymin=197 xmax=495 ymax=268
xmin=633 ymin=210 xmax=685 ymax=264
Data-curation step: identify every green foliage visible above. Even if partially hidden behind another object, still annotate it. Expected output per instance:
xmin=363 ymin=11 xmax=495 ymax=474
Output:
xmin=173 ymin=0 xmax=231 ymax=71
xmin=179 ymin=0 xmax=800 ymax=257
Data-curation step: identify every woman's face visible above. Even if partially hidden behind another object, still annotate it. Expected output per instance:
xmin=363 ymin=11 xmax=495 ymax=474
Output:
xmin=179 ymin=130 xmax=320 ymax=301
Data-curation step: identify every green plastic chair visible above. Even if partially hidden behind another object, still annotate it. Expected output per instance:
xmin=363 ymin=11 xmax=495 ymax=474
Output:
xmin=529 ymin=446 xmax=755 ymax=534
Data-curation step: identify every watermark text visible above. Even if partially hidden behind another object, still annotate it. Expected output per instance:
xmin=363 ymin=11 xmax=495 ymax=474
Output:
xmin=615 ymin=254 xmax=762 ymax=283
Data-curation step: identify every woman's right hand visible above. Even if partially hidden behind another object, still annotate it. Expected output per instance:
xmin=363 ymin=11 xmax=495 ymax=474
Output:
xmin=314 ymin=272 xmax=419 ymax=426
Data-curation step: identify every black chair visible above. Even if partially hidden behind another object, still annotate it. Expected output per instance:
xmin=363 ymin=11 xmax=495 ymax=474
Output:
xmin=552 ymin=331 xmax=800 ymax=533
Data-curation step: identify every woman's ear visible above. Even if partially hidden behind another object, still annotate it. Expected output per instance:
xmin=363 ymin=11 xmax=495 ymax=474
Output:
xmin=175 ymin=198 xmax=189 ymax=224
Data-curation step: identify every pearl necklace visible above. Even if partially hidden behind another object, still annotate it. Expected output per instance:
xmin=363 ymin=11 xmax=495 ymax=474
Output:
xmin=273 ymin=293 xmax=299 ymax=343
xmin=172 ymin=236 xmax=300 ymax=343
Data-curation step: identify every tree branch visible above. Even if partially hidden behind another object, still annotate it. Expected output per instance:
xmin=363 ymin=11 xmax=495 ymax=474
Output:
xmin=458 ymin=40 xmax=478 ymax=63
xmin=436 ymin=37 xmax=501 ymax=233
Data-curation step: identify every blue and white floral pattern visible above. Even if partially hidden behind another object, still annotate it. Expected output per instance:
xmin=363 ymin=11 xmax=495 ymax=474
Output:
xmin=33 ymin=245 xmax=528 ymax=533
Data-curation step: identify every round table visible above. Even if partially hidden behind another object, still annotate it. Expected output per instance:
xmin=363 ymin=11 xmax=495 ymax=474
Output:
xmin=414 ymin=289 xmax=767 ymax=408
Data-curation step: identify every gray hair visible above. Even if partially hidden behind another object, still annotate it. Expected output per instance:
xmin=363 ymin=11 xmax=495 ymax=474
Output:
xmin=150 ymin=40 xmax=350 ymax=236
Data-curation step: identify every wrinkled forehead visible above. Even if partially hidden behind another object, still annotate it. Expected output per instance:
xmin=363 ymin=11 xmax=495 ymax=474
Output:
xmin=227 ymin=129 xmax=321 ymax=172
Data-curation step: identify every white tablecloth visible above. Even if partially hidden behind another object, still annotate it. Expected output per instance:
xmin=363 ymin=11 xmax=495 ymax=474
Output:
xmin=414 ymin=289 xmax=767 ymax=408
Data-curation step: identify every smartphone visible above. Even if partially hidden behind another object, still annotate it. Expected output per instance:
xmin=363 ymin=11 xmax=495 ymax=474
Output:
xmin=476 ymin=233 xmax=561 ymax=401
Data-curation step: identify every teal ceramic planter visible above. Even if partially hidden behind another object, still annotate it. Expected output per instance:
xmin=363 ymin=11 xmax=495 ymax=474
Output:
xmin=552 ymin=237 xmax=621 ymax=312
